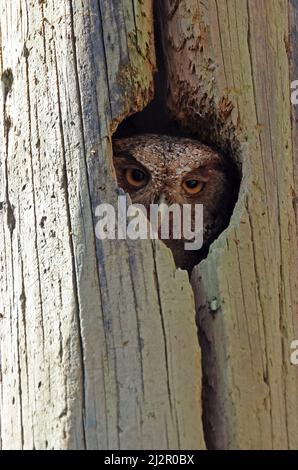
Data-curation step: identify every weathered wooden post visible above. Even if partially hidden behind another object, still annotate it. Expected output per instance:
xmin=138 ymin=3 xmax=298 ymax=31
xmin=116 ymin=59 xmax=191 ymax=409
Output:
xmin=159 ymin=0 xmax=298 ymax=449
xmin=0 ymin=0 xmax=204 ymax=449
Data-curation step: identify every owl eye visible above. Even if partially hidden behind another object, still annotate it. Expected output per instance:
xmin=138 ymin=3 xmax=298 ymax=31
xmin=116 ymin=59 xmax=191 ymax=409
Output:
xmin=182 ymin=179 xmax=205 ymax=195
xmin=125 ymin=168 xmax=148 ymax=188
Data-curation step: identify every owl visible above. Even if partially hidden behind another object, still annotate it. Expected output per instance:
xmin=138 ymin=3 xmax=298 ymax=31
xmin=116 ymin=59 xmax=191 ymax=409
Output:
xmin=113 ymin=134 xmax=238 ymax=273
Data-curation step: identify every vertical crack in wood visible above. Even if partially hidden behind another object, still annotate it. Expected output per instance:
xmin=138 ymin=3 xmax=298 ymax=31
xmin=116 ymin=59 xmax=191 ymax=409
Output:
xmin=97 ymin=0 xmax=113 ymax=117
xmin=127 ymin=245 xmax=145 ymax=396
xmin=151 ymin=242 xmax=174 ymax=414
xmin=0 ymin=0 xmax=205 ymax=450
xmin=53 ymin=37 xmax=87 ymax=449
xmin=23 ymin=43 xmax=46 ymax=361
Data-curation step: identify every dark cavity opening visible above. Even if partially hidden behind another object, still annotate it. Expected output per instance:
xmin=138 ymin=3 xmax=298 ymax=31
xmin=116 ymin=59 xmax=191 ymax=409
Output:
xmin=112 ymin=0 xmax=244 ymax=452
xmin=112 ymin=0 xmax=242 ymax=275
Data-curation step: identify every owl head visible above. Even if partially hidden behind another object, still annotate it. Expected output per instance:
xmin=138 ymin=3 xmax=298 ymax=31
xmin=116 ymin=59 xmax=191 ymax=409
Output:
xmin=113 ymin=134 xmax=238 ymax=271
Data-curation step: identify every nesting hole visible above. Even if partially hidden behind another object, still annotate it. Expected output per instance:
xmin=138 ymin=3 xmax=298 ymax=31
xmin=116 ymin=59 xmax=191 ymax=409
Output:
xmin=112 ymin=2 xmax=242 ymax=274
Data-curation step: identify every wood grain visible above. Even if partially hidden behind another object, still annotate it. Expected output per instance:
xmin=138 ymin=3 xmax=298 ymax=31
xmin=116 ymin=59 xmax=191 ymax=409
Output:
xmin=0 ymin=0 xmax=205 ymax=450
xmin=160 ymin=0 xmax=298 ymax=449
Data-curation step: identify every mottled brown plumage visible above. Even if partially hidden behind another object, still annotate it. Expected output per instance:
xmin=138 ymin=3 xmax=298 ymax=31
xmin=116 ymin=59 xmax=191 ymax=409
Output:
xmin=113 ymin=134 xmax=237 ymax=273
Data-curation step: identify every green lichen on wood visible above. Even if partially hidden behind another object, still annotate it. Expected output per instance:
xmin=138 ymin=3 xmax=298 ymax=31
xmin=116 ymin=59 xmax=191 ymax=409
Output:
xmin=110 ymin=0 xmax=156 ymax=131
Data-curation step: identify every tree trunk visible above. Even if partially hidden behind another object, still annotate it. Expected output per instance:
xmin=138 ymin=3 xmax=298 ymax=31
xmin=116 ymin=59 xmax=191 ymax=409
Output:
xmin=159 ymin=0 xmax=298 ymax=450
xmin=0 ymin=0 xmax=204 ymax=449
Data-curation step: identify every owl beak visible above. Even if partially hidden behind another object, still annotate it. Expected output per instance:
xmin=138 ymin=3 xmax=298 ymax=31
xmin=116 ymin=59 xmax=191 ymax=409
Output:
xmin=156 ymin=193 xmax=167 ymax=205
xmin=156 ymin=193 xmax=169 ymax=231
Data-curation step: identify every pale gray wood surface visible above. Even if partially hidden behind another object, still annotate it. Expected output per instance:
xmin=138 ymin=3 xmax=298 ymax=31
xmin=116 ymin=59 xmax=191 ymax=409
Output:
xmin=160 ymin=0 xmax=298 ymax=449
xmin=0 ymin=0 xmax=205 ymax=449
